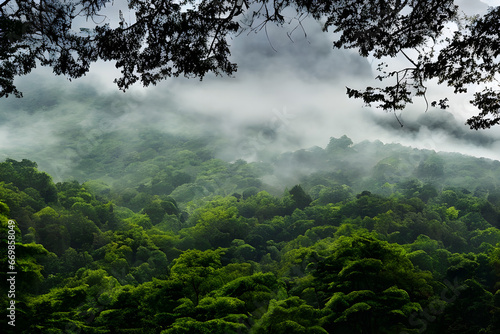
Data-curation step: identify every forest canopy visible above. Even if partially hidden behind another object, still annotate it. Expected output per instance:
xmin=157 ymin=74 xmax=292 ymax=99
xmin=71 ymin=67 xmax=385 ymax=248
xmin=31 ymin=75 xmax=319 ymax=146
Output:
xmin=1 ymin=1 xmax=500 ymax=129
xmin=1 ymin=134 xmax=500 ymax=333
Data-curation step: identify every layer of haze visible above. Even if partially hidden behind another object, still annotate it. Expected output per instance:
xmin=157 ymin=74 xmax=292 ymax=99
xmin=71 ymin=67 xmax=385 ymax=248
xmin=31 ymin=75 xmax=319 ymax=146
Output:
xmin=1 ymin=0 xmax=499 ymax=181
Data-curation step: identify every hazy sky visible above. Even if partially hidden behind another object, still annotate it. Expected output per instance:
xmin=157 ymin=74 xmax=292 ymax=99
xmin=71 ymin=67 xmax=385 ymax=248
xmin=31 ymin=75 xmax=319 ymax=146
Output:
xmin=1 ymin=0 xmax=500 ymax=180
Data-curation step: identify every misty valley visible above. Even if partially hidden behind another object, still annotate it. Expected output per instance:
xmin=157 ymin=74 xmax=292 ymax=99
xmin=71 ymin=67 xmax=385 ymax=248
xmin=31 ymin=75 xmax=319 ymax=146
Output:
xmin=2 ymin=0 xmax=500 ymax=333
xmin=1 ymin=123 xmax=500 ymax=333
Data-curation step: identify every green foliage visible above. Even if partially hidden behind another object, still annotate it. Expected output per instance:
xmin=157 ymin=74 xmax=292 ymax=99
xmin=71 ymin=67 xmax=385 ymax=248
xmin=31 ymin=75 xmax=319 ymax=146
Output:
xmin=252 ymin=297 xmax=327 ymax=334
xmin=0 ymin=159 xmax=57 ymax=203
xmin=417 ymin=154 xmax=445 ymax=179
xmin=326 ymin=135 xmax=353 ymax=153
xmin=2 ymin=137 xmax=500 ymax=334
xmin=287 ymin=185 xmax=312 ymax=212
xmin=170 ymin=248 xmax=226 ymax=305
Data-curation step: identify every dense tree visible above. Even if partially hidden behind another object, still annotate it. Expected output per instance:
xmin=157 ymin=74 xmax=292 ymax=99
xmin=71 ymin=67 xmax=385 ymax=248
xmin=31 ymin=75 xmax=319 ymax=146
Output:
xmin=326 ymin=135 xmax=353 ymax=153
xmin=285 ymin=185 xmax=312 ymax=214
xmin=32 ymin=207 xmax=70 ymax=255
xmin=143 ymin=196 xmax=180 ymax=225
xmin=252 ymin=296 xmax=327 ymax=334
xmin=2 ymin=1 xmax=500 ymax=128
xmin=163 ymin=296 xmax=249 ymax=334
xmin=2 ymin=140 xmax=500 ymax=333
xmin=0 ymin=159 xmax=57 ymax=203
xmin=417 ymin=154 xmax=445 ymax=180
xmin=314 ymin=234 xmax=434 ymax=333
xmin=432 ymin=279 xmax=494 ymax=334
xmin=170 ymin=248 xmax=225 ymax=305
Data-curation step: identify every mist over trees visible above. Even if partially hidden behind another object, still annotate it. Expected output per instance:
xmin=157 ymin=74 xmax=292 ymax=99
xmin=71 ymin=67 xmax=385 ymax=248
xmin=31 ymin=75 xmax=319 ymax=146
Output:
xmin=1 ymin=1 xmax=500 ymax=128
xmin=2 ymin=1 xmax=500 ymax=332
xmin=1 ymin=130 xmax=500 ymax=333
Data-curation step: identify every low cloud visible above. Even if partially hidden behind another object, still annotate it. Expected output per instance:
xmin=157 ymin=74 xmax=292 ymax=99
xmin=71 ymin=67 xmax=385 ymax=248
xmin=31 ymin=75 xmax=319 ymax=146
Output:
xmin=1 ymin=4 xmax=500 ymax=181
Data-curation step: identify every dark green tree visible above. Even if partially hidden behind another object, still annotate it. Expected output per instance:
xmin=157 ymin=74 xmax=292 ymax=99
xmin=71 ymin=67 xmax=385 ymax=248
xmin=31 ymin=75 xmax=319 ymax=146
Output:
xmin=287 ymin=185 xmax=312 ymax=212
xmin=0 ymin=159 xmax=57 ymax=203
xmin=313 ymin=234 xmax=434 ymax=333
xmin=252 ymin=296 xmax=327 ymax=334
xmin=170 ymin=248 xmax=226 ymax=305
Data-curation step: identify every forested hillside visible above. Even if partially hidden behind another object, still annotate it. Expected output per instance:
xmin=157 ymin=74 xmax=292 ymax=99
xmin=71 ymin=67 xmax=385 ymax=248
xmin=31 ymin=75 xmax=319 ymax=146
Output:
xmin=1 ymin=134 xmax=500 ymax=333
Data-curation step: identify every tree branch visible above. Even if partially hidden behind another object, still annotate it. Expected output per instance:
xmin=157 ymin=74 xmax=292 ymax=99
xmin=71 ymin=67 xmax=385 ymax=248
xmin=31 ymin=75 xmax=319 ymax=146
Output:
xmin=0 ymin=0 xmax=11 ymax=9
xmin=400 ymin=49 xmax=418 ymax=67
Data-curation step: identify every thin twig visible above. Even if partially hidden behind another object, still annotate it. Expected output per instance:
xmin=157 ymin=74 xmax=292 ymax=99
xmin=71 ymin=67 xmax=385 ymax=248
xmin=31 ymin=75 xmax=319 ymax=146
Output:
xmin=400 ymin=49 xmax=418 ymax=67
xmin=395 ymin=111 xmax=404 ymax=127
xmin=264 ymin=23 xmax=277 ymax=52
xmin=422 ymin=87 xmax=429 ymax=112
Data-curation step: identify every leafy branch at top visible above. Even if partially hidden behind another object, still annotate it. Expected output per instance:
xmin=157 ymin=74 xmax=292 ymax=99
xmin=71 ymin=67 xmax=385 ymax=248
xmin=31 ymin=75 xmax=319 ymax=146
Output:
xmin=1 ymin=1 xmax=500 ymax=129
